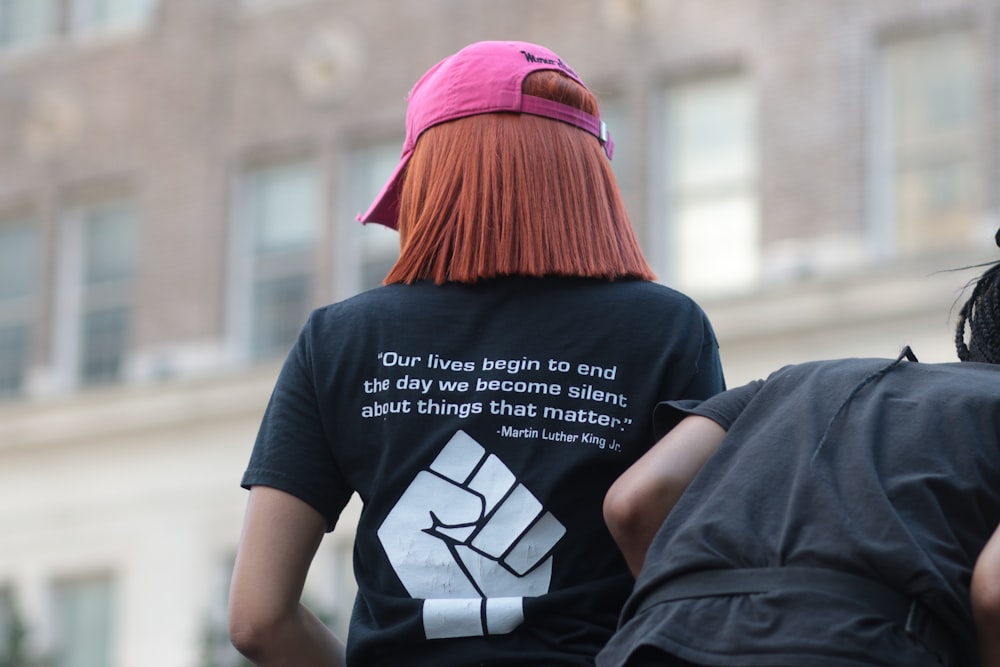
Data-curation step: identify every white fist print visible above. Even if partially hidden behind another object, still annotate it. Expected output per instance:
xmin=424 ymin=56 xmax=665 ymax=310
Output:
xmin=377 ymin=430 xmax=566 ymax=639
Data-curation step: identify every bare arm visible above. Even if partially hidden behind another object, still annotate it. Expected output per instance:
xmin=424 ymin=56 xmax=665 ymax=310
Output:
xmin=603 ymin=415 xmax=727 ymax=576
xmin=974 ymin=523 xmax=1000 ymax=667
xmin=228 ymin=485 xmax=347 ymax=667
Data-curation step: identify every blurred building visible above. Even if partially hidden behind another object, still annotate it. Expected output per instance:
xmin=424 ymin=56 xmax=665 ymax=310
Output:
xmin=0 ymin=0 xmax=997 ymax=665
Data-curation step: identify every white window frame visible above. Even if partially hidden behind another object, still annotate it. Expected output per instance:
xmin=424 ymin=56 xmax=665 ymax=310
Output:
xmin=653 ymin=72 xmax=760 ymax=297
xmin=870 ymin=28 xmax=981 ymax=258
xmin=228 ymin=156 xmax=323 ymax=364
xmin=51 ymin=196 xmax=136 ymax=392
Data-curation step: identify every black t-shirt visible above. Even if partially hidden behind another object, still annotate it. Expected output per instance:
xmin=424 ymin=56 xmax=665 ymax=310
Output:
xmin=599 ymin=357 xmax=1000 ymax=667
xmin=242 ymin=276 xmax=725 ymax=666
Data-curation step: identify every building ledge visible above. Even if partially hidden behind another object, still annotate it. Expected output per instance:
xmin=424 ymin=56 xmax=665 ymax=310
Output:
xmin=0 ymin=365 xmax=280 ymax=451
xmin=700 ymin=249 xmax=992 ymax=345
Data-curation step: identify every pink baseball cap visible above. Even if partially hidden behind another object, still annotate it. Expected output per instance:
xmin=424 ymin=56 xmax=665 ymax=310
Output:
xmin=357 ymin=40 xmax=614 ymax=229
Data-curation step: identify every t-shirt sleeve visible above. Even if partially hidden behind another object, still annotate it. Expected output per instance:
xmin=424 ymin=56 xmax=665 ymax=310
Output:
xmin=685 ymin=314 xmax=727 ymax=398
xmin=650 ymin=312 xmax=727 ymax=437
xmin=653 ymin=378 xmax=764 ymax=436
xmin=241 ymin=321 xmax=353 ymax=532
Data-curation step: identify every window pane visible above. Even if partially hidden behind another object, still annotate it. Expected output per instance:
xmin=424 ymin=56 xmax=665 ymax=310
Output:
xmin=248 ymin=161 xmax=320 ymax=255
xmin=353 ymin=142 xmax=401 ymax=290
xmin=0 ymin=220 xmax=38 ymax=398
xmin=884 ymin=30 xmax=977 ymax=254
xmin=670 ymin=78 xmax=755 ymax=189
xmin=242 ymin=159 xmax=320 ymax=360
xmin=0 ymin=221 xmax=39 ymax=302
xmin=80 ymin=307 xmax=129 ymax=385
xmin=82 ymin=201 xmax=136 ymax=285
xmin=0 ymin=325 xmax=28 ymax=397
xmin=674 ymin=196 xmax=759 ymax=292
xmin=71 ymin=0 xmax=155 ymax=35
xmin=251 ymin=275 xmax=308 ymax=360
xmin=0 ymin=220 xmax=38 ymax=301
xmin=359 ymin=224 xmax=398 ymax=290
xmin=53 ymin=576 xmax=114 ymax=667
xmin=0 ymin=0 xmax=55 ymax=49
xmin=663 ymin=74 xmax=758 ymax=294
xmin=75 ymin=199 xmax=135 ymax=386
xmin=598 ymin=97 xmax=635 ymax=205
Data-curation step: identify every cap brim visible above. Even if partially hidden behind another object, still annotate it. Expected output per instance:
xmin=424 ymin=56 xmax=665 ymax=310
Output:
xmin=356 ymin=150 xmax=412 ymax=229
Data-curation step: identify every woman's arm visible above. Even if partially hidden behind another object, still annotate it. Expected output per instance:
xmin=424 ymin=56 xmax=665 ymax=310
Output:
xmin=603 ymin=415 xmax=726 ymax=576
xmin=228 ymin=485 xmax=347 ymax=667
xmin=973 ymin=522 xmax=1000 ymax=667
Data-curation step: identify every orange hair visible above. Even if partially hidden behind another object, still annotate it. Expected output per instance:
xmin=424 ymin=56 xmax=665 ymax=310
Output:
xmin=384 ymin=70 xmax=656 ymax=285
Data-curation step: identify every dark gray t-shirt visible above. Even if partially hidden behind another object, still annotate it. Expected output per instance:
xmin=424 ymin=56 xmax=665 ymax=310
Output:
xmin=599 ymin=357 xmax=1000 ymax=667
xmin=242 ymin=276 xmax=725 ymax=667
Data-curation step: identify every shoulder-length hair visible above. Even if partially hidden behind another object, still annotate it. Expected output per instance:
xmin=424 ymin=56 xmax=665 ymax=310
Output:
xmin=384 ymin=70 xmax=656 ymax=285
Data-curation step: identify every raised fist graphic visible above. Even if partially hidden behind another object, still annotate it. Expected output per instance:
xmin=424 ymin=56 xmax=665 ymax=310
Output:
xmin=377 ymin=430 xmax=567 ymax=639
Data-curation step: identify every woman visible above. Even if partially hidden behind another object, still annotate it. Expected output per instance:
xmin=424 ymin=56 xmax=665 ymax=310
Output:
xmin=228 ymin=40 xmax=725 ymax=667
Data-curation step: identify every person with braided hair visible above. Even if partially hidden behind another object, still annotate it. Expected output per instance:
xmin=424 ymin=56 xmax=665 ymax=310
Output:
xmin=597 ymin=238 xmax=1000 ymax=667
xmin=956 ymin=229 xmax=1000 ymax=365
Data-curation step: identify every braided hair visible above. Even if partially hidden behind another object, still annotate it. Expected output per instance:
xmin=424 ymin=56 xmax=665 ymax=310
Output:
xmin=955 ymin=228 xmax=1000 ymax=363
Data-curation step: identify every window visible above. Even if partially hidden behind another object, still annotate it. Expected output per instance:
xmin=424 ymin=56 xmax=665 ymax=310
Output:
xmin=0 ymin=0 xmax=56 ymax=50
xmin=238 ymin=159 xmax=321 ymax=361
xmin=598 ymin=96 xmax=639 ymax=218
xmin=877 ymin=30 xmax=978 ymax=255
xmin=0 ymin=216 xmax=40 ymax=398
xmin=51 ymin=575 xmax=115 ymax=667
xmin=351 ymin=141 xmax=401 ymax=292
xmin=0 ymin=0 xmax=154 ymax=50
xmin=54 ymin=197 xmax=137 ymax=390
xmin=68 ymin=0 xmax=156 ymax=38
xmin=78 ymin=199 xmax=136 ymax=385
xmin=658 ymin=73 xmax=759 ymax=295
